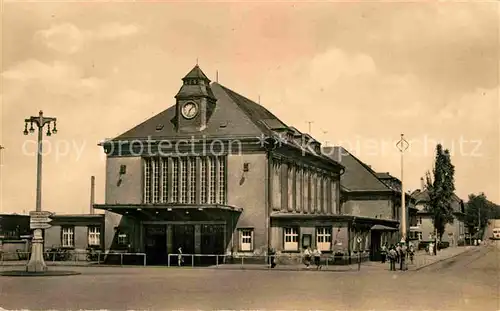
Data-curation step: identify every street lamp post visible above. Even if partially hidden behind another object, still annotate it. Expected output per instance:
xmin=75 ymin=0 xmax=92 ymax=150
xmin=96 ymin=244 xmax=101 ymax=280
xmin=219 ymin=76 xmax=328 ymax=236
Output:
xmin=396 ymin=134 xmax=409 ymax=244
xmin=23 ymin=110 xmax=57 ymax=272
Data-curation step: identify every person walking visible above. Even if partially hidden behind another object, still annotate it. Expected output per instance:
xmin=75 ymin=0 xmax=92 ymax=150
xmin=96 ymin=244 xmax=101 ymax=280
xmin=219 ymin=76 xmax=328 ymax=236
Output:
xmin=381 ymin=244 xmax=387 ymax=264
xmin=388 ymin=246 xmax=397 ymax=271
xmin=395 ymin=244 xmax=401 ymax=264
xmin=268 ymin=248 xmax=277 ymax=269
xmin=303 ymin=247 xmax=312 ymax=269
xmin=177 ymin=246 xmax=183 ymax=267
xmin=400 ymin=243 xmax=407 ymax=271
xmin=408 ymin=243 xmax=415 ymax=265
xmin=313 ymin=247 xmax=322 ymax=270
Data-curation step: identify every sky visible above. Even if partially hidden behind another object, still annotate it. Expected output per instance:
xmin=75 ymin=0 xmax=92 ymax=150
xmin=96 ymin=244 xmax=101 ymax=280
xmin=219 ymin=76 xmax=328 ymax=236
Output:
xmin=0 ymin=1 xmax=499 ymax=214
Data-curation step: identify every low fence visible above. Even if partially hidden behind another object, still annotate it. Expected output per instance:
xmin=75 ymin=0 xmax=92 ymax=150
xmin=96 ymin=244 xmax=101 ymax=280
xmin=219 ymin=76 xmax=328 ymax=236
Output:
xmin=167 ymin=252 xmax=371 ymax=268
xmin=0 ymin=251 xmax=147 ymax=266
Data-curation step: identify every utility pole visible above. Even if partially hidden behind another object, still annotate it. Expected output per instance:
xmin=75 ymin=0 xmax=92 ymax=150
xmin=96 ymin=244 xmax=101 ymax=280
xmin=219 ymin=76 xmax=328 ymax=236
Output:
xmin=23 ymin=110 xmax=58 ymax=272
xmin=396 ymin=134 xmax=409 ymax=244
xmin=0 ymin=145 xmax=4 ymax=214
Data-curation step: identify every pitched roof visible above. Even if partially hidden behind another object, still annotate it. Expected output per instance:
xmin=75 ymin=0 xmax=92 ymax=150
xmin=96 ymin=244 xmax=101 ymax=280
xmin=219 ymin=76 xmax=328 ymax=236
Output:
xmin=183 ymin=65 xmax=209 ymax=81
xmin=322 ymin=146 xmax=391 ymax=192
xmin=113 ymin=82 xmax=266 ymax=140
xmin=411 ymin=188 xmax=464 ymax=213
xmin=107 ymin=66 xmax=343 ymax=168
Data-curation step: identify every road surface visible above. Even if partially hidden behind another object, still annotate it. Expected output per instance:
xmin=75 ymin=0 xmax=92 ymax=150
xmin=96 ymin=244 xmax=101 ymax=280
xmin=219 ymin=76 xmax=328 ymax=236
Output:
xmin=0 ymin=243 xmax=498 ymax=310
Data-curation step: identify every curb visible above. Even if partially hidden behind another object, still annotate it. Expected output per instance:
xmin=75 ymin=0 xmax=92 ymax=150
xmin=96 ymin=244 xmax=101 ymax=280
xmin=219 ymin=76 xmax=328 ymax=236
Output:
xmin=413 ymin=247 xmax=479 ymax=271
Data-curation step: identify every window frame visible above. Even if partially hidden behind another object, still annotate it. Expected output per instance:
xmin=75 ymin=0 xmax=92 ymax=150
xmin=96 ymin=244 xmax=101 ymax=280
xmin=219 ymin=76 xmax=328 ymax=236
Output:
xmin=61 ymin=226 xmax=75 ymax=248
xmin=316 ymin=227 xmax=332 ymax=252
xmin=283 ymin=227 xmax=299 ymax=252
xmin=238 ymin=228 xmax=254 ymax=252
xmin=117 ymin=232 xmax=129 ymax=246
xmin=87 ymin=226 xmax=101 ymax=247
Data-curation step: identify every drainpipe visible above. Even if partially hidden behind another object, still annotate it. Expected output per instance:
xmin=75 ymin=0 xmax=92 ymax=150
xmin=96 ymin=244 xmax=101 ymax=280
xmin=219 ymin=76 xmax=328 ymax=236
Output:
xmin=90 ymin=176 xmax=95 ymax=215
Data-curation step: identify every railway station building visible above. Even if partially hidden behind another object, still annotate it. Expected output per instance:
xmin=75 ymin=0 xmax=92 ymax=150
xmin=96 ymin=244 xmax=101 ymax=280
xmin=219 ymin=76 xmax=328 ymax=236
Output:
xmin=95 ymin=65 xmax=346 ymax=265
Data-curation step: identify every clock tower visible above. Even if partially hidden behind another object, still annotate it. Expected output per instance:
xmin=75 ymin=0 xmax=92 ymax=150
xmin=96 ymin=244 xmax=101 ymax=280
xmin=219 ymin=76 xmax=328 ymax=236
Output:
xmin=174 ymin=65 xmax=217 ymax=133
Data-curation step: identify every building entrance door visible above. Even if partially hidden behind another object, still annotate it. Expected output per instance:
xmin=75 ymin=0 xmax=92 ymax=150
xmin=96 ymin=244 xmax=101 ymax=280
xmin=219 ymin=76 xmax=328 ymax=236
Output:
xmin=172 ymin=224 xmax=195 ymax=266
xmin=200 ymin=224 xmax=226 ymax=265
xmin=370 ymin=231 xmax=381 ymax=261
xmin=144 ymin=225 xmax=167 ymax=265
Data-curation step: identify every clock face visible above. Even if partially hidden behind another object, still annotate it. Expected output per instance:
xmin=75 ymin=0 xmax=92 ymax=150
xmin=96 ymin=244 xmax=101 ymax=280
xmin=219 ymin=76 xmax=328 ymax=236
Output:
xmin=181 ymin=102 xmax=198 ymax=119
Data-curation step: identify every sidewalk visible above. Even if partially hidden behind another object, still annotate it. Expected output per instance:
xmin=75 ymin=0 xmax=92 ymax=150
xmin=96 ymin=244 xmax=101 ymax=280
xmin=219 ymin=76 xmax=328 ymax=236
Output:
xmin=0 ymin=246 xmax=478 ymax=271
xmin=210 ymin=246 xmax=478 ymax=272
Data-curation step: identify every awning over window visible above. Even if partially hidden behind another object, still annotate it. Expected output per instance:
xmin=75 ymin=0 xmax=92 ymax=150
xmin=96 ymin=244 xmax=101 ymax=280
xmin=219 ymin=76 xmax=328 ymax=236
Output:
xmin=371 ymin=224 xmax=398 ymax=231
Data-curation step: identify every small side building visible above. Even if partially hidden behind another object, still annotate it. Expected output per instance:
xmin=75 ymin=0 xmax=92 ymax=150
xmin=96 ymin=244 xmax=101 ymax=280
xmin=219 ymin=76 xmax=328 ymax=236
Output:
xmin=44 ymin=214 xmax=105 ymax=259
xmin=323 ymin=147 xmax=405 ymax=262
xmin=411 ymin=180 xmax=466 ymax=247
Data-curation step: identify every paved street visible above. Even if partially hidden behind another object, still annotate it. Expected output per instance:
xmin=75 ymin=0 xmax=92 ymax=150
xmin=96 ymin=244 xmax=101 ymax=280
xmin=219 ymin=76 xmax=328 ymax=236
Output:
xmin=0 ymin=243 xmax=498 ymax=310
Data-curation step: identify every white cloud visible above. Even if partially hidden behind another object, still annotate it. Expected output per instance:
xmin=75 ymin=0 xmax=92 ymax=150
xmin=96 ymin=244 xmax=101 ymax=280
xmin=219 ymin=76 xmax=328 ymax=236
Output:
xmin=308 ymin=48 xmax=377 ymax=83
xmin=93 ymin=22 xmax=141 ymax=40
xmin=2 ymin=59 xmax=105 ymax=104
xmin=35 ymin=22 xmax=141 ymax=54
xmin=35 ymin=23 xmax=86 ymax=54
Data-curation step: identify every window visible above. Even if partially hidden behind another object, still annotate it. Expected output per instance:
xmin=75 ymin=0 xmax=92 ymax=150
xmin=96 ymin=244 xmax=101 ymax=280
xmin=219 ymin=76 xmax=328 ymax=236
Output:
xmin=295 ymin=167 xmax=302 ymax=212
xmin=200 ymin=159 xmax=208 ymax=203
xmin=172 ymin=158 xmax=179 ymax=202
xmin=284 ymin=227 xmax=299 ymax=251
xmin=61 ymin=227 xmax=74 ymax=248
xmin=239 ymin=229 xmax=253 ymax=251
xmin=161 ymin=158 xmax=168 ymax=202
xmin=316 ymin=227 xmax=332 ymax=251
xmin=144 ymin=160 xmax=152 ymax=203
xmin=118 ymin=233 xmax=128 ymax=245
xmin=218 ymin=157 xmax=226 ymax=204
xmin=88 ymin=226 xmax=100 ymax=246
xmin=209 ymin=157 xmax=217 ymax=203
xmin=180 ymin=158 xmax=188 ymax=203
xmin=417 ymin=232 xmax=423 ymax=240
xmin=417 ymin=217 xmax=422 ymax=225
xmin=152 ymin=159 xmax=160 ymax=203
xmin=189 ymin=158 xmax=197 ymax=203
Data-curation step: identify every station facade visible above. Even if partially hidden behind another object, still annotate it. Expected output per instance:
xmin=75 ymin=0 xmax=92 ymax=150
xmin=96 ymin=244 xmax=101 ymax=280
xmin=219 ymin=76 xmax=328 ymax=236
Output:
xmin=95 ymin=65 xmax=346 ymax=265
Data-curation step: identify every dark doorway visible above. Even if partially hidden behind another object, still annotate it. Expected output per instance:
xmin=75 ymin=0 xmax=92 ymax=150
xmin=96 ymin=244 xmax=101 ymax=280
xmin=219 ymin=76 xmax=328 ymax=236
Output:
xmin=370 ymin=231 xmax=381 ymax=261
xmin=200 ymin=224 xmax=226 ymax=265
xmin=145 ymin=225 xmax=167 ymax=265
xmin=172 ymin=224 xmax=195 ymax=266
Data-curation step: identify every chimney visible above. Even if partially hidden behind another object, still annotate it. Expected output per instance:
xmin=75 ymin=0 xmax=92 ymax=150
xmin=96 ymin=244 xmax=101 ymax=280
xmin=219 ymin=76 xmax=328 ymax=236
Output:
xmin=90 ymin=176 xmax=95 ymax=215
xmin=420 ymin=177 xmax=424 ymax=190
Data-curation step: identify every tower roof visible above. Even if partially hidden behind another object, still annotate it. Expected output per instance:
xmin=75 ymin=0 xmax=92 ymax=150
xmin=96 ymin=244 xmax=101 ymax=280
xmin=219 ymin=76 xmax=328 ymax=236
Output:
xmin=182 ymin=65 xmax=210 ymax=81
xmin=175 ymin=65 xmax=215 ymax=100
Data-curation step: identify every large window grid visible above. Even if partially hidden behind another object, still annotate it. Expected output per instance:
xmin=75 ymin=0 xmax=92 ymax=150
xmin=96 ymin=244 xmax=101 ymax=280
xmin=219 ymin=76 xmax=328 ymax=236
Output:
xmin=143 ymin=156 xmax=226 ymax=205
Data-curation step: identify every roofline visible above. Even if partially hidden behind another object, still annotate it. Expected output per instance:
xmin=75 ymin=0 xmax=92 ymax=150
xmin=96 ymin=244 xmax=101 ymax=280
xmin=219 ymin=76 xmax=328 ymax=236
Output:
xmin=98 ymin=136 xmax=265 ymax=146
xmin=333 ymin=146 xmax=396 ymax=192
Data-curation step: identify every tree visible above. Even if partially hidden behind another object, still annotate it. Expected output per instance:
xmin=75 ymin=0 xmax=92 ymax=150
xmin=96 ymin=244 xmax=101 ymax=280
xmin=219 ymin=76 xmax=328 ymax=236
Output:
xmin=424 ymin=144 xmax=456 ymax=241
xmin=463 ymin=193 xmax=496 ymax=237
